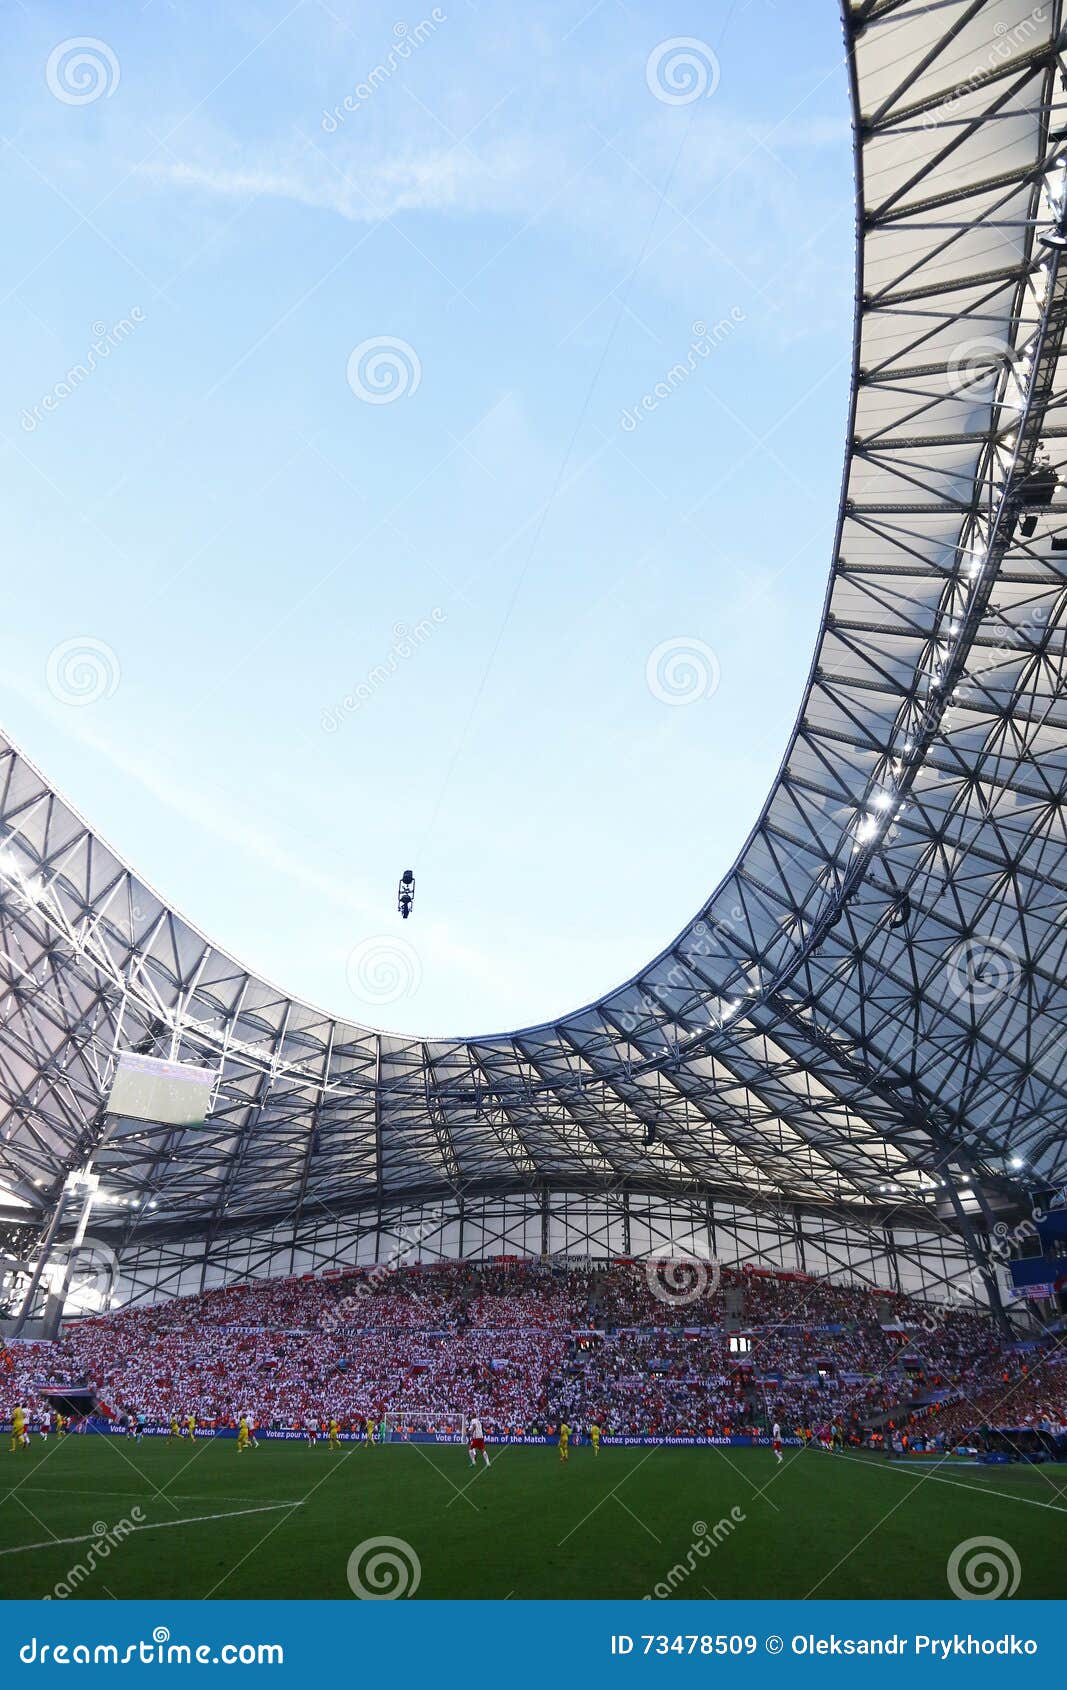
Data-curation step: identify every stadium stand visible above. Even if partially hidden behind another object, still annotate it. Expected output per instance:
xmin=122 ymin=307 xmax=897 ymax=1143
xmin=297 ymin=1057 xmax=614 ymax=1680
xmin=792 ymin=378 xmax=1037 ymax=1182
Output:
xmin=3 ymin=1263 xmax=1061 ymax=1446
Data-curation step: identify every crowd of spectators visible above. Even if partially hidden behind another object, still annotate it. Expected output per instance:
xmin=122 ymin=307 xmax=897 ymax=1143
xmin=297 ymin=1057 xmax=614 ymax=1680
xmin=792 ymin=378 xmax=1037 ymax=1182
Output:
xmin=1 ymin=1259 xmax=1061 ymax=1442
xmin=916 ymin=1349 xmax=1067 ymax=1448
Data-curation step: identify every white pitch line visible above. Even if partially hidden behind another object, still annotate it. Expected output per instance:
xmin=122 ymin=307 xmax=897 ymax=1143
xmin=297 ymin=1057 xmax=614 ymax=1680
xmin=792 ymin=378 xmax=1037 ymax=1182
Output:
xmin=0 ymin=1501 xmax=304 ymax=1558
xmin=11 ymin=1486 xmax=304 ymax=1506
xmin=828 ymin=1448 xmax=1067 ymax=1514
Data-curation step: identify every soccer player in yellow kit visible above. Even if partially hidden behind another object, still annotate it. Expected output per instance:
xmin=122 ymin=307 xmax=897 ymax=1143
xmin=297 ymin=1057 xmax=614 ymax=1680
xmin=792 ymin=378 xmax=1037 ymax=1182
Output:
xmin=56 ymin=1412 xmax=66 ymax=1439
xmin=558 ymin=1422 xmax=571 ymax=1463
xmin=185 ymin=1414 xmax=196 ymax=1441
xmin=236 ymin=1416 xmax=250 ymax=1453
xmin=329 ymin=1419 xmax=341 ymax=1450
xmin=168 ymin=1415 xmax=181 ymax=1442
xmin=10 ymin=1405 xmax=26 ymax=1453
xmin=590 ymin=1422 xmax=601 ymax=1456
xmin=364 ymin=1416 xmax=376 ymax=1447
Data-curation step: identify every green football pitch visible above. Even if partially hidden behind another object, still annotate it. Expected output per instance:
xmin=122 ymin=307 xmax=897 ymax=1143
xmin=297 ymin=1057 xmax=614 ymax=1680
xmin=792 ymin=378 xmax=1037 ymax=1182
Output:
xmin=0 ymin=1437 xmax=1062 ymax=1601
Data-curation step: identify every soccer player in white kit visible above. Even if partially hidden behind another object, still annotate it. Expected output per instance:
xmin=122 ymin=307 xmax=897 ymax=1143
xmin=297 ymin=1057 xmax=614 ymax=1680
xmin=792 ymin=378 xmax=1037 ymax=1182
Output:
xmin=772 ymin=1420 xmax=783 ymax=1462
xmin=467 ymin=1414 xmax=489 ymax=1468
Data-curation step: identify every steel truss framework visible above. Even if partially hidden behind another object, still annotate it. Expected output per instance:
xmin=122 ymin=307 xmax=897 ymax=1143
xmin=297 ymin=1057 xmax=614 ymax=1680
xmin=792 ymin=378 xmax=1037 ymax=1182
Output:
xmin=108 ymin=1194 xmax=978 ymax=1314
xmin=2 ymin=0 xmax=1067 ymax=1307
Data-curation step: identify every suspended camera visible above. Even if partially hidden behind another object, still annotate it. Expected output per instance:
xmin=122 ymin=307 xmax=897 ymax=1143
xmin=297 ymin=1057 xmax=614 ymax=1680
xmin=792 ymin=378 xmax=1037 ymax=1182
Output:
xmin=1017 ymin=456 xmax=1058 ymax=539
xmin=397 ymin=868 xmax=415 ymax=920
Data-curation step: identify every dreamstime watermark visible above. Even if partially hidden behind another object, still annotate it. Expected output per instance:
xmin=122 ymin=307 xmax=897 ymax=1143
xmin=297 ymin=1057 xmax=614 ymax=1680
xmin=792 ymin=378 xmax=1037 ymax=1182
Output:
xmin=944 ymin=336 xmax=1020 ymax=401
xmin=320 ymin=1212 xmax=444 ymax=1328
xmin=953 ymin=600 xmax=1050 ymax=704
xmin=346 ymin=1535 xmax=422 ymax=1598
xmin=925 ymin=9 xmax=1046 ymax=132
xmin=643 ymin=1510 xmax=746 ymax=1599
xmin=613 ymin=907 xmax=749 ymax=1036
xmin=620 ymin=311 xmax=745 ymax=431
xmin=894 ymin=525 xmax=1050 ymax=749
xmin=46 ymin=38 xmax=120 ymax=105
xmin=321 ymin=13 xmax=447 ymax=130
xmin=346 ymin=336 xmax=421 ymax=403
xmin=646 ymin=38 xmax=720 ymax=105
xmin=945 ymin=935 xmax=1020 ymax=1007
xmin=19 ymin=1630 xmax=284 ymax=1665
xmin=43 ymin=1511 xmax=145 ymax=1600
xmin=2 ymin=1235 xmax=122 ymax=1314
xmin=920 ymin=1214 xmax=1039 ymax=1332
xmin=646 ymin=636 xmax=721 ymax=706
xmin=0 ymin=1231 xmax=120 ymax=1332
xmin=20 ymin=310 xmax=147 ymax=433
xmin=46 ymin=637 xmax=121 ymax=707
xmin=644 ymin=1254 xmax=721 ymax=1308
xmin=321 ymin=610 xmax=446 ymax=732
xmin=346 ymin=935 xmax=422 ymax=1006
xmin=946 ymin=1535 xmax=1021 ymax=1599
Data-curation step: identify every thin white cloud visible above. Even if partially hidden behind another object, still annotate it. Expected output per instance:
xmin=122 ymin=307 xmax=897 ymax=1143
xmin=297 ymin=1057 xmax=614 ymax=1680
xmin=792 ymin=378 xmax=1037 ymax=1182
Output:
xmin=136 ymin=135 xmax=553 ymax=225
xmin=132 ymin=105 xmax=851 ymax=341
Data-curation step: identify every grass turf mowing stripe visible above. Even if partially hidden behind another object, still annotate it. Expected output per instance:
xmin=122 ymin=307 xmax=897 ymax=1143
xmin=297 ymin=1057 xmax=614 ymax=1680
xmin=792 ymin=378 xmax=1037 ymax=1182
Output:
xmin=0 ymin=1501 xmax=305 ymax=1557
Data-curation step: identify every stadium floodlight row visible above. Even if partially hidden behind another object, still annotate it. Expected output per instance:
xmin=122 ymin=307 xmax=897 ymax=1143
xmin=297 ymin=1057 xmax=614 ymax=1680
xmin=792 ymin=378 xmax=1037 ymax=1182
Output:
xmin=2 ymin=0 xmax=1066 ymax=1319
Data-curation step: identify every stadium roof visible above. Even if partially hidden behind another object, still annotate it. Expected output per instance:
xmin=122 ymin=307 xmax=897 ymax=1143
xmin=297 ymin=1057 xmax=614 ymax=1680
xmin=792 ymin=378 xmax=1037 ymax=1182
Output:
xmin=2 ymin=0 xmax=1067 ymax=1251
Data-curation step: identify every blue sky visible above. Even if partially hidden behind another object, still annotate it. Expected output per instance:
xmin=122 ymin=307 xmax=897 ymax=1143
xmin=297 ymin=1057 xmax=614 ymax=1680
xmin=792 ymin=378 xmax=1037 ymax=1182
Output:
xmin=1 ymin=0 xmax=855 ymax=1037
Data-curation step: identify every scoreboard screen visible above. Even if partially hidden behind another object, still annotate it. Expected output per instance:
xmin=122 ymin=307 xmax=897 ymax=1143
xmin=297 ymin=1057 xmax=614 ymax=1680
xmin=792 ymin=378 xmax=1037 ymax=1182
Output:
xmin=106 ymin=1053 xmax=217 ymax=1127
